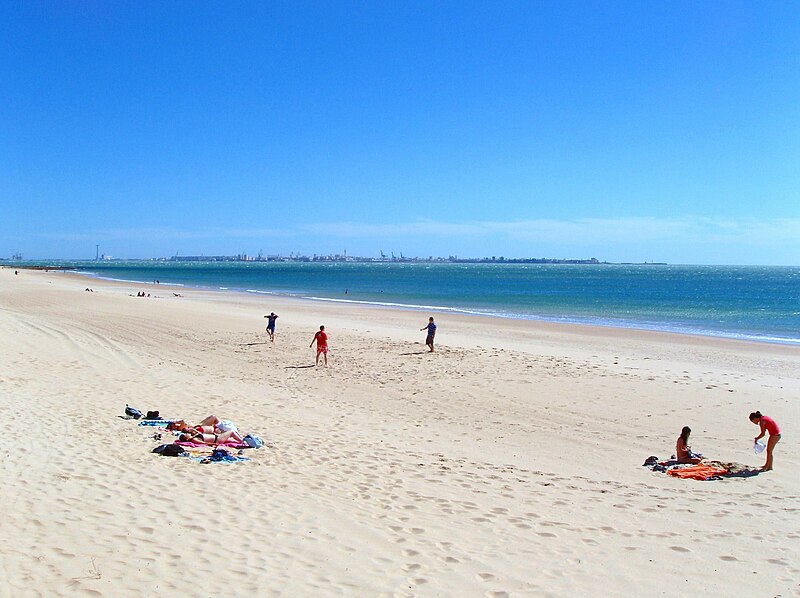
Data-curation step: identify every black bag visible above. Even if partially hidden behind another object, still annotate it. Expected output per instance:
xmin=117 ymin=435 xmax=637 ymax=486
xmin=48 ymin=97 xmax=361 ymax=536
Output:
xmin=144 ymin=410 xmax=162 ymax=420
xmin=125 ymin=404 xmax=144 ymax=419
xmin=152 ymin=443 xmax=187 ymax=457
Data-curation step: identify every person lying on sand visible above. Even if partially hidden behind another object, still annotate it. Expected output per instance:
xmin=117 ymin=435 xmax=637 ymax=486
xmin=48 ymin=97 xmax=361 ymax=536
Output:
xmin=178 ymin=430 xmax=240 ymax=445
xmin=676 ymin=426 xmax=702 ymax=464
xmin=168 ymin=415 xmax=242 ymax=442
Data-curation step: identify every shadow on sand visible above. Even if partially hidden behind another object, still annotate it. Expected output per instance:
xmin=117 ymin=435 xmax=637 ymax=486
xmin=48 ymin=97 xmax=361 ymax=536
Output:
xmin=400 ymin=351 xmax=429 ymax=356
xmin=285 ymin=364 xmax=315 ymax=369
xmin=723 ymin=468 xmax=762 ymax=479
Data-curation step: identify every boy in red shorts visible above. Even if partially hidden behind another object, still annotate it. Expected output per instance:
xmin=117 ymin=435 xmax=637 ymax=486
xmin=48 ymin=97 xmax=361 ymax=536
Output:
xmin=310 ymin=325 xmax=328 ymax=366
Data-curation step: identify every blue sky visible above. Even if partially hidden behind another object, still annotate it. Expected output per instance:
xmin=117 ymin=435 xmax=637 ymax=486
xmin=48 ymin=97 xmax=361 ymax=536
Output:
xmin=2 ymin=2 xmax=799 ymax=264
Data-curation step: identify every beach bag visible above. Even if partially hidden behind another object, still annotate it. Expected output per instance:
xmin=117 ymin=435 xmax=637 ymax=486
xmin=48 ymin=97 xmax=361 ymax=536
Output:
xmin=243 ymin=434 xmax=263 ymax=449
xmin=144 ymin=410 xmax=162 ymax=420
xmin=125 ymin=404 xmax=144 ymax=419
xmin=153 ymin=443 xmax=188 ymax=457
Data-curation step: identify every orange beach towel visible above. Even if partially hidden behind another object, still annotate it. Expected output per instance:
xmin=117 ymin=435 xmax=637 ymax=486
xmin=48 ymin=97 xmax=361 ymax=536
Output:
xmin=667 ymin=464 xmax=728 ymax=480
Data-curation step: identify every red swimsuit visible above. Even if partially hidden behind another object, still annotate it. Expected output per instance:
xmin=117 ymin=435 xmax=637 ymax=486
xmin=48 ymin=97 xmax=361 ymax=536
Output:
xmin=761 ymin=415 xmax=781 ymax=436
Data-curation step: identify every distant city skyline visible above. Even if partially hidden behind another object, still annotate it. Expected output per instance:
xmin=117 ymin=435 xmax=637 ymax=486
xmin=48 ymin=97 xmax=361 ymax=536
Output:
xmin=2 ymin=3 xmax=799 ymax=265
xmin=22 ymin=250 xmax=610 ymax=265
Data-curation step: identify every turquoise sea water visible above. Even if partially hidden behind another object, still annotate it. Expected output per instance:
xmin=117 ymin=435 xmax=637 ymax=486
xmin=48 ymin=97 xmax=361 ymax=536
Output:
xmin=20 ymin=261 xmax=800 ymax=345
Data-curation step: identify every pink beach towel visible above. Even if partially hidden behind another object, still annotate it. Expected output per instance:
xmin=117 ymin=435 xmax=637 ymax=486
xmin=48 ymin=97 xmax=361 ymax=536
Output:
xmin=175 ymin=440 xmax=248 ymax=449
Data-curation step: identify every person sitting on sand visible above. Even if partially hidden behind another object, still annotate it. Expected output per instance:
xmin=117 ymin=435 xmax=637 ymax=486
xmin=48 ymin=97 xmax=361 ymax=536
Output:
xmin=178 ymin=429 xmax=240 ymax=445
xmin=750 ymin=410 xmax=781 ymax=471
xmin=676 ymin=426 xmax=702 ymax=464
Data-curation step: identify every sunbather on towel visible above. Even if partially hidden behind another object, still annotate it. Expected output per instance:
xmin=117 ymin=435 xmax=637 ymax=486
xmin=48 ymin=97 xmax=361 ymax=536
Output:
xmin=178 ymin=430 xmax=240 ymax=445
xmin=676 ymin=426 xmax=702 ymax=464
xmin=168 ymin=415 xmax=242 ymax=441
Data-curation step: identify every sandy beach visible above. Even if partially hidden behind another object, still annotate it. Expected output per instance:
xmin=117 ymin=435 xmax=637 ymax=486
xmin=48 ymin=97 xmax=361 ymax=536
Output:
xmin=1 ymin=266 xmax=798 ymax=597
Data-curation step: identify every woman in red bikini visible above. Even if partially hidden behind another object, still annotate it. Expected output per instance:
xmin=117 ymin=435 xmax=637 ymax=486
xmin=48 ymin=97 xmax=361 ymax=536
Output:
xmin=178 ymin=429 xmax=239 ymax=445
xmin=168 ymin=415 xmax=243 ymax=442
xmin=750 ymin=411 xmax=781 ymax=471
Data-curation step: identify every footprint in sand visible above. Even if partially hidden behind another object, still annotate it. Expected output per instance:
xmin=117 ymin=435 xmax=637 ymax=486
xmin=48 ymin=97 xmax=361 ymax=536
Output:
xmin=670 ymin=546 xmax=690 ymax=552
xmin=767 ymin=558 xmax=788 ymax=565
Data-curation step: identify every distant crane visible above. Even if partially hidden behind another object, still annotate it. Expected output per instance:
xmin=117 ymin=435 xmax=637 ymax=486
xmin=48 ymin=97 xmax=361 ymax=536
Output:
xmin=380 ymin=250 xmax=386 ymax=259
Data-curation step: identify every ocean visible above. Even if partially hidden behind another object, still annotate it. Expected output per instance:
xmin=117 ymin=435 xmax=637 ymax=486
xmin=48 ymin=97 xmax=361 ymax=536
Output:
xmin=24 ymin=261 xmax=800 ymax=345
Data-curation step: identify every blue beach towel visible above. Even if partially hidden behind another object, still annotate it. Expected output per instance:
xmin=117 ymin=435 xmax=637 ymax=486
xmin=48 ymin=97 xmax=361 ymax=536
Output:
xmin=191 ymin=455 xmax=251 ymax=464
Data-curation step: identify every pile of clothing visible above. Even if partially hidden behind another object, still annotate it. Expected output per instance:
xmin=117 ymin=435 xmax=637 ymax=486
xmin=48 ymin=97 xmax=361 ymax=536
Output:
xmin=642 ymin=456 xmax=761 ymax=481
xmin=642 ymin=455 xmax=728 ymax=481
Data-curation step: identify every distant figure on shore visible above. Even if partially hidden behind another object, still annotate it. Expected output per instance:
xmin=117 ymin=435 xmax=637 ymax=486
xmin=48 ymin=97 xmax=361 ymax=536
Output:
xmin=310 ymin=325 xmax=328 ymax=366
xmin=264 ymin=312 xmax=279 ymax=342
xmin=750 ymin=411 xmax=781 ymax=471
xmin=676 ymin=426 xmax=702 ymax=464
xmin=421 ymin=317 xmax=436 ymax=352
xmin=14 ymin=270 xmax=19 ymax=275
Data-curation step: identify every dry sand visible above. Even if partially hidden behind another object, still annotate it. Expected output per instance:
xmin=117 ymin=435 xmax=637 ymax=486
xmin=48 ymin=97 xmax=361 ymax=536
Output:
xmin=1 ymin=266 xmax=798 ymax=597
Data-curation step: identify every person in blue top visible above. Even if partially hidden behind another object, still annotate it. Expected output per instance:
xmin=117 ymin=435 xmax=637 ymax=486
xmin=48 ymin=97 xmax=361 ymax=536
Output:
xmin=264 ymin=312 xmax=279 ymax=342
xmin=420 ymin=316 xmax=437 ymax=352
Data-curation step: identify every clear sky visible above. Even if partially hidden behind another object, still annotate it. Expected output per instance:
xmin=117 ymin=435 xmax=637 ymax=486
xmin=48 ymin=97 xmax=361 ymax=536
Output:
xmin=2 ymin=2 xmax=799 ymax=264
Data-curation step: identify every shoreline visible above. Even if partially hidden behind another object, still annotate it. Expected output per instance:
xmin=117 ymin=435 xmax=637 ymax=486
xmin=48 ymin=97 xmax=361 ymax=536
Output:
xmin=12 ymin=266 xmax=799 ymax=361
xmin=31 ymin=264 xmax=800 ymax=348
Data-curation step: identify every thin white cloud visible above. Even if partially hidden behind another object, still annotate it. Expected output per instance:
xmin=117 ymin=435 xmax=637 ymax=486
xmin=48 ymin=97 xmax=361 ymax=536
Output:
xmin=38 ymin=217 xmax=800 ymax=246
xmin=301 ymin=217 xmax=800 ymax=246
